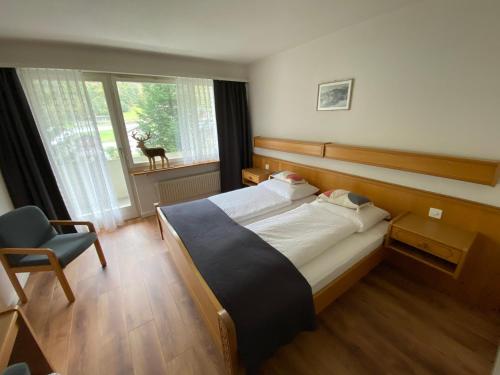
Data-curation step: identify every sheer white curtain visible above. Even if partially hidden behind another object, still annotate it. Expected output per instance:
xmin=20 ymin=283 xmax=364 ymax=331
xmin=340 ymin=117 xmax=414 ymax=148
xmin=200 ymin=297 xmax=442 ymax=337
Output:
xmin=176 ymin=77 xmax=219 ymax=163
xmin=17 ymin=68 xmax=123 ymax=231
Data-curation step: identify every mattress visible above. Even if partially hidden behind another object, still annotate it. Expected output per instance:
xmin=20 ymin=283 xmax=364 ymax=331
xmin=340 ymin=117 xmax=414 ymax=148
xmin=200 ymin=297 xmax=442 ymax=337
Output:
xmin=299 ymin=220 xmax=389 ymax=293
xmin=208 ymin=185 xmax=316 ymax=225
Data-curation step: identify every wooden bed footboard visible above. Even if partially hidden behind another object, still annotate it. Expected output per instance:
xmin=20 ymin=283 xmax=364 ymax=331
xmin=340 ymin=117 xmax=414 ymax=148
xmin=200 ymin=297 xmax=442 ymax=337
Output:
xmin=157 ymin=207 xmax=387 ymax=374
xmin=157 ymin=208 xmax=239 ymax=374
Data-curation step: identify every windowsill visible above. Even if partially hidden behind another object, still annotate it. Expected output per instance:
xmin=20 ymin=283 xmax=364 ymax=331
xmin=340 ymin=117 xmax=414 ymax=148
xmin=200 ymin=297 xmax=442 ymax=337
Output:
xmin=129 ymin=160 xmax=219 ymax=176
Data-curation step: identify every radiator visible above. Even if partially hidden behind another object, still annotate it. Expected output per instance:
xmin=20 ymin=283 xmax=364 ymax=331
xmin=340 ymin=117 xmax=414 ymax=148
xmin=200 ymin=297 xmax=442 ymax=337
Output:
xmin=156 ymin=171 xmax=221 ymax=205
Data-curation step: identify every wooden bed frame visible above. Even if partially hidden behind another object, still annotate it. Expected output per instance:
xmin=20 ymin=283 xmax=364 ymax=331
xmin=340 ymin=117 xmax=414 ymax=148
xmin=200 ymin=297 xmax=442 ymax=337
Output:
xmin=156 ymin=207 xmax=388 ymax=374
xmin=155 ymin=151 xmax=500 ymax=374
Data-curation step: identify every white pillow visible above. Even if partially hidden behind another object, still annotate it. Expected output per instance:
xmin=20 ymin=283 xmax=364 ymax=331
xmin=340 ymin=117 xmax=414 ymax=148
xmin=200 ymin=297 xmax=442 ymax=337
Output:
xmin=259 ymin=179 xmax=319 ymax=201
xmin=318 ymin=189 xmax=373 ymax=211
xmin=271 ymin=171 xmax=307 ymax=184
xmin=312 ymin=199 xmax=390 ymax=232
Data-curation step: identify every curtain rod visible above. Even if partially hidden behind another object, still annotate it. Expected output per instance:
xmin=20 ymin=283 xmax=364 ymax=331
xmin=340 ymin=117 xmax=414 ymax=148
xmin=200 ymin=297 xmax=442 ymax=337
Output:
xmin=81 ymin=69 xmax=249 ymax=82
xmin=5 ymin=64 xmax=248 ymax=83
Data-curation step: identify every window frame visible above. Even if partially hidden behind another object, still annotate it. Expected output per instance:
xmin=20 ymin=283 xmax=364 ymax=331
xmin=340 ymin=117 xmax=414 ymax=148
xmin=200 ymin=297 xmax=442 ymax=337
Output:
xmin=83 ymin=72 xmax=197 ymax=172
xmin=111 ymin=74 xmax=185 ymax=171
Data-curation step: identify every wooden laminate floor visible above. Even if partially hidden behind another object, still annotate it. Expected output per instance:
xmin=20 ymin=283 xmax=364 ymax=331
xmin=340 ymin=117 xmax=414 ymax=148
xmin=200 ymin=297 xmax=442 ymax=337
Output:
xmin=20 ymin=217 xmax=500 ymax=375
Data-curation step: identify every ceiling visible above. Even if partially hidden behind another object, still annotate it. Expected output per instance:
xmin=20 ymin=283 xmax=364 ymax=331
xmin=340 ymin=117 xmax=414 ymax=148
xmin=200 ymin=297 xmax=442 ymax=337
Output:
xmin=0 ymin=0 xmax=416 ymax=63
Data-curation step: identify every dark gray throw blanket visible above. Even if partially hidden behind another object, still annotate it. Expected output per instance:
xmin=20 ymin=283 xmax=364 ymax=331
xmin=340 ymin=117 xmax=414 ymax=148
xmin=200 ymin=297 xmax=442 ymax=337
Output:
xmin=161 ymin=199 xmax=316 ymax=371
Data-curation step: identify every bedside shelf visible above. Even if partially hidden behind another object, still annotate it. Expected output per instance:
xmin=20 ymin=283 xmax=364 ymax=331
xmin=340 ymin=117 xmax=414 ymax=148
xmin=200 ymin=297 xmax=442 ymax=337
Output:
xmin=387 ymin=240 xmax=456 ymax=276
xmin=242 ymin=168 xmax=271 ymax=186
xmin=385 ymin=212 xmax=477 ymax=278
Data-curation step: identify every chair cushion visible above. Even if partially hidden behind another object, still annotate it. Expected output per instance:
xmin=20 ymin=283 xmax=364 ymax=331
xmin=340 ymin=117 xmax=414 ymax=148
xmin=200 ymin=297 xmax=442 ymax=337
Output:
xmin=12 ymin=232 xmax=97 ymax=268
xmin=0 ymin=206 xmax=57 ymax=265
xmin=1 ymin=363 xmax=31 ymax=375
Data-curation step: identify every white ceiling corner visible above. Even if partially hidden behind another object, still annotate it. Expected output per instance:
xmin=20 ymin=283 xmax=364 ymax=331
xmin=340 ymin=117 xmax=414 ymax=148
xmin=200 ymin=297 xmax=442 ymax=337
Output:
xmin=0 ymin=0 xmax=417 ymax=63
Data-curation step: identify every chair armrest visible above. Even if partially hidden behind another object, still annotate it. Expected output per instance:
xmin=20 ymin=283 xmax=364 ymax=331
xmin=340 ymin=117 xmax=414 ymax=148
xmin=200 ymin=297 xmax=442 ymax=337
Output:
xmin=49 ymin=220 xmax=96 ymax=232
xmin=0 ymin=248 xmax=59 ymax=269
xmin=0 ymin=247 xmax=55 ymax=256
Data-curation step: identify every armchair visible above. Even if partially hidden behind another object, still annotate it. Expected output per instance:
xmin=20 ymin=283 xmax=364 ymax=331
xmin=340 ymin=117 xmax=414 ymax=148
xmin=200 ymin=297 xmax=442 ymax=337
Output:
xmin=0 ymin=206 xmax=107 ymax=303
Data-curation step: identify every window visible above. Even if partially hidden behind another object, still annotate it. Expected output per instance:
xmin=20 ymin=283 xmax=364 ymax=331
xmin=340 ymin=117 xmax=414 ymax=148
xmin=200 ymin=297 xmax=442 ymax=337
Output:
xmin=115 ymin=77 xmax=219 ymax=167
xmin=18 ymin=68 xmax=129 ymax=228
xmin=85 ymin=81 xmax=131 ymax=207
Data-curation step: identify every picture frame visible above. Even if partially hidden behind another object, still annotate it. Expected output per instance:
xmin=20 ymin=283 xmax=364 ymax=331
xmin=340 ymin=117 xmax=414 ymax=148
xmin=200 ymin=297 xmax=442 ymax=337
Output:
xmin=317 ymin=79 xmax=353 ymax=111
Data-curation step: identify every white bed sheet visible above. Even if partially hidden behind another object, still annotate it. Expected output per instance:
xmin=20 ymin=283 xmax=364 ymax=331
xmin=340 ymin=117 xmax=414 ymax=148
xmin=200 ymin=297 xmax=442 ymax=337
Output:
xmin=237 ymin=195 xmax=316 ymax=226
xmin=299 ymin=220 xmax=389 ymax=293
xmin=247 ymin=203 xmax=358 ymax=268
xmin=208 ymin=185 xmax=290 ymax=223
xmin=208 ymin=185 xmax=317 ymax=224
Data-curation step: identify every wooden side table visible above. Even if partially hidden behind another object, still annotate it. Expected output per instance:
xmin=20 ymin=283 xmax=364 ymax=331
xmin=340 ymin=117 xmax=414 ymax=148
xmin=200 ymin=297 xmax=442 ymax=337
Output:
xmin=242 ymin=168 xmax=271 ymax=186
xmin=385 ymin=212 xmax=476 ymax=278
xmin=0 ymin=307 xmax=55 ymax=375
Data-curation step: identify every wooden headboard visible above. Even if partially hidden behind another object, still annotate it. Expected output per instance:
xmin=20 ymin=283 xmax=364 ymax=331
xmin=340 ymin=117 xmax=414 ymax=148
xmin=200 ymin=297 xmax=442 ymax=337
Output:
xmin=254 ymin=136 xmax=500 ymax=186
xmin=253 ymin=153 xmax=500 ymax=310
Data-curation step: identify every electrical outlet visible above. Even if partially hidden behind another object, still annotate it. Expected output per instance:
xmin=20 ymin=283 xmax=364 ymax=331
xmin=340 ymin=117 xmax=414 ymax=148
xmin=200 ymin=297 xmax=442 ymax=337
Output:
xmin=265 ymin=164 xmax=270 ymax=170
xmin=428 ymin=207 xmax=443 ymax=219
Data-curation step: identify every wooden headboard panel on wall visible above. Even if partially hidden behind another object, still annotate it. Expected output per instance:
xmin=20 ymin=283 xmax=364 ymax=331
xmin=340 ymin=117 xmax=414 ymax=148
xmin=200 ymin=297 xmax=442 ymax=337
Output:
xmin=254 ymin=136 xmax=500 ymax=186
xmin=324 ymin=143 xmax=500 ymax=186
xmin=253 ymin=136 xmax=326 ymax=157
xmin=253 ymin=153 xmax=500 ymax=310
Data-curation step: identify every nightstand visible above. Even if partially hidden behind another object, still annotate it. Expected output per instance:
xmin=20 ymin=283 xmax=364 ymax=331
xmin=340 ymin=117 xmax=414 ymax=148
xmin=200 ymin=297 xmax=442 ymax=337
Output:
xmin=242 ymin=168 xmax=271 ymax=186
xmin=385 ymin=212 xmax=477 ymax=278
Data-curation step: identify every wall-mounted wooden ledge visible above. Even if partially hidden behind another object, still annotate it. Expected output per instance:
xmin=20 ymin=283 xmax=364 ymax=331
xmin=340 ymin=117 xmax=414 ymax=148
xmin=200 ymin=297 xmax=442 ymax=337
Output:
xmin=324 ymin=143 xmax=500 ymax=186
xmin=130 ymin=160 xmax=219 ymax=176
xmin=254 ymin=136 xmax=326 ymax=157
xmin=253 ymin=136 xmax=499 ymax=186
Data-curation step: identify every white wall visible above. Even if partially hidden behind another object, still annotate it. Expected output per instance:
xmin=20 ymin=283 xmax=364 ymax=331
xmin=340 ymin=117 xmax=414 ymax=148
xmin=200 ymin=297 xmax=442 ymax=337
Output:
xmin=248 ymin=0 xmax=500 ymax=207
xmin=0 ymin=171 xmax=28 ymax=309
xmin=0 ymin=172 xmax=13 ymax=214
xmin=0 ymin=39 xmax=247 ymax=81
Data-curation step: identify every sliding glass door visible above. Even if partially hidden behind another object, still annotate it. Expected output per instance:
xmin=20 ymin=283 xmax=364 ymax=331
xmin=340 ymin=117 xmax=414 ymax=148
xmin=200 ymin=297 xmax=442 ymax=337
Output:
xmin=83 ymin=74 xmax=138 ymax=220
xmin=18 ymin=70 xmax=218 ymax=222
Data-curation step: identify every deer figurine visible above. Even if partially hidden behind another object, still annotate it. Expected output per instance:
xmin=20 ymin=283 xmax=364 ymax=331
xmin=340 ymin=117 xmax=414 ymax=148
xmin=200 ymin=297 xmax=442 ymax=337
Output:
xmin=131 ymin=131 xmax=170 ymax=170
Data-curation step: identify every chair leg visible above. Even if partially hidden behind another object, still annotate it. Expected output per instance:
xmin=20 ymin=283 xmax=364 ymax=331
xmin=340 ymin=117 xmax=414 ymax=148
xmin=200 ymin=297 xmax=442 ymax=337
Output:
xmin=51 ymin=262 xmax=75 ymax=303
xmin=0 ymin=255 xmax=28 ymax=304
xmin=6 ymin=269 xmax=28 ymax=304
xmin=94 ymin=238 xmax=107 ymax=268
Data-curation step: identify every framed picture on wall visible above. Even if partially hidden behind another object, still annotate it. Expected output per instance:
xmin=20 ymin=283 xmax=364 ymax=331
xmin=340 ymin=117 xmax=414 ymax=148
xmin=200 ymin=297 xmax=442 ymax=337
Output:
xmin=317 ymin=79 xmax=353 ymax=111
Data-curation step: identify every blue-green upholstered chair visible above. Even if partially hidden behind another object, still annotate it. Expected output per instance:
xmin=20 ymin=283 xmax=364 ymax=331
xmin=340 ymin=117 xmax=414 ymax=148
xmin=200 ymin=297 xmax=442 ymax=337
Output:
xmin=0 ymin=206 xmax=107 ymax=303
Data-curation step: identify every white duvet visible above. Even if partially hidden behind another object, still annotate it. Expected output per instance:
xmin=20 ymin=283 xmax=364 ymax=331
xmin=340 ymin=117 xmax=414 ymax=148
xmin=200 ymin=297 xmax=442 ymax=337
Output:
xmin=208 ymin=185 xmax=291 ymax=223
xmin=246 ymin=203 xmax=358 ymax=268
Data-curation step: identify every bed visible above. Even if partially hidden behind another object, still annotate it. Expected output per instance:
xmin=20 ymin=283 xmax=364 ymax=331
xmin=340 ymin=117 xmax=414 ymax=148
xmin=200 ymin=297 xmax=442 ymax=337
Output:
xmin=157 ymin=193 xmax=390 ymax=374
xmin=300 ymin=220 xmax=389 ymax=293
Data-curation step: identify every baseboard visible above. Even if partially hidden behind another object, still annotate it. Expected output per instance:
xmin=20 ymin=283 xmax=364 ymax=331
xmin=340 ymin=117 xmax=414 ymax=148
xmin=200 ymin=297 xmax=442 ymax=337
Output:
xmin=141 ymin=209 xmax=156 ymax=218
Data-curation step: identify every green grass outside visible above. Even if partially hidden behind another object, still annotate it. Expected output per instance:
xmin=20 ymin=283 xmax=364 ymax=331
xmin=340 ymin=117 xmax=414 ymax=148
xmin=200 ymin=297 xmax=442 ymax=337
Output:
xmin=99 ymin=129 xmax=115 ymax=142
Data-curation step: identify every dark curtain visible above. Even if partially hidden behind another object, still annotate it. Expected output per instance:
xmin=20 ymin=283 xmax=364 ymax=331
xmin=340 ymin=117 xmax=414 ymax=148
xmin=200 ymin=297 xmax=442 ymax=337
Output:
xmin=213 ymin=80 xmax=252 ymax=192
xmin=0 ymin=68 xmax=73 ymax=225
